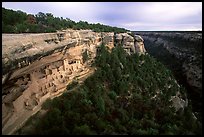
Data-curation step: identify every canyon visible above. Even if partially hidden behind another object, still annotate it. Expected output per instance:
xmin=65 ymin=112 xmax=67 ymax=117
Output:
xmin=135 ymin=31 xmax=202 ymax=114
xmin=2 ymin=29 xmax=146 ymax=135
xmin=2 ymin=5 xmax=201 ymax=135
xmin=3 ymin=29 xmax=197 ymax=135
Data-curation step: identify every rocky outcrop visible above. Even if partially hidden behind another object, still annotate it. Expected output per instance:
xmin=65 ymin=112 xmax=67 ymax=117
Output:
xmin=2 ymin=29 xmax=101 ymax=75
xmin=170 ymin=92 xmax=188 ymax=112
xmin=134 ymin=35 xmax=146 ymax=54
xmin=115 ymin=33 xmax=146 ymax=55
xmin=2 ymin=29 xmax=146 ymax=135
xmin=2 ymin=29 xmax=101 ymax=135
xmin=102 ymin=32 xmax=115 ymax=50
xmin=2 ymin=31 xmax=144 ymax=76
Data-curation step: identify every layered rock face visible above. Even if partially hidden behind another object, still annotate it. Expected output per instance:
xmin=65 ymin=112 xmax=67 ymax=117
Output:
xmin=2 ymin=29 xmax=145 ymax=134
xmin=134 ymin=35 xmax=146 ymax=53
xmin=115 ymin=33 xmax=146 ymax=55
xmin=2 ymin=29 xmax=101 ymax=134
xmin=2 ymin=29 xmax=101 ymax=75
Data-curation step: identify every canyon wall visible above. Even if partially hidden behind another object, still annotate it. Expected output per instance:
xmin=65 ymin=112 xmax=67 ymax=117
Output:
xmin=2 ymin=29 xmax=190 ymax=135
xmin=2 ymin=29 xmax=146 ymax=134
xmin=138 ymin=32 xmax=202 ymax=95
xmin=135 ymin=31 xmax=202 ymax=114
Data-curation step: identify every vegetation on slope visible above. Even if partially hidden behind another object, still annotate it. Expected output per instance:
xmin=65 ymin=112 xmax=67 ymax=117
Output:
xmin=17 ymin=44 xmax=202 ymax=135
xmin=143 ymin=35 xmax=202 ymax=118
xmin=2 ymin=7 xmax=128 ymax=33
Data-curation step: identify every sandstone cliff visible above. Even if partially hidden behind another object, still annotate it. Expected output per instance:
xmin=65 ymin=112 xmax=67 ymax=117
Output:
xmin=115 ymin=33 xmax=146 ymax=55
xmin=2 ymin=29 xmax=145 ymax=135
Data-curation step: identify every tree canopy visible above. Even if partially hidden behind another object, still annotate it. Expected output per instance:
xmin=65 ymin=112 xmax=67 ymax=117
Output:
xmin=16 ymin=44 xmax=202 ymax=135
xmin=2 ymin=7 xmax=128 ymax=33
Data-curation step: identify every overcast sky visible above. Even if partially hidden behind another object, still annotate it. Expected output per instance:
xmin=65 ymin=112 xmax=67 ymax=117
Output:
xmin=2 ymin=2 xmax=202 ymax=31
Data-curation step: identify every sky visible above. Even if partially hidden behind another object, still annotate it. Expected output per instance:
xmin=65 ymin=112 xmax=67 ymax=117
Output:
xmin=2 ymin=2 xmax=202 ymax=31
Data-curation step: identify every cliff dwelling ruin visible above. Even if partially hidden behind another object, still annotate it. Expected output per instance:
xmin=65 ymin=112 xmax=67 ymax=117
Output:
xmin=2 ymin=29 xmax=146 ymax=135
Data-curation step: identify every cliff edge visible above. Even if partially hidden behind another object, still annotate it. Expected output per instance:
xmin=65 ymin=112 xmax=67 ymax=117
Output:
xmin=2 ymin=29 xmax=145 ymax=135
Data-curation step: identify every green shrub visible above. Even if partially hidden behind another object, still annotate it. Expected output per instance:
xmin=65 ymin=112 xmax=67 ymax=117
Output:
xmin=18 ymin=38 xmax=201 ymax=135
xmin=72 ymin=124 xmax=93 ymax=135
xmin=108 ymin=91 xmax=117 ymax=101
xmin=42 ymin=98 xmax=52 ymax=109
xmin=66 ymin=81 xmax=78 ymax=90
xmin=82 ymin=49 xmax=89 ymax=63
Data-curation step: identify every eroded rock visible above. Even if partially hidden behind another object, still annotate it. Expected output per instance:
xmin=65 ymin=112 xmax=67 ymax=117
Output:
xmin=2 ymin=29 xmax=146 ymax=135
xmin=115 ymin=33 xmax=146 ymax=55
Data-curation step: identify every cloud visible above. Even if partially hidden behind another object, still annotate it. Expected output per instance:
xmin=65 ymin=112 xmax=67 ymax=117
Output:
xmin=138 ymin=2 xmax=202 ymax=23
xmin=45 ymin=2 xmax=100 ymax=22
xmin=2 ymin=2 xmax=99 ymax=22
xmin=117 ymin=2 xmax=202 ymax=30
xmin=2 ymin=2 xmax=202 ymax=31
